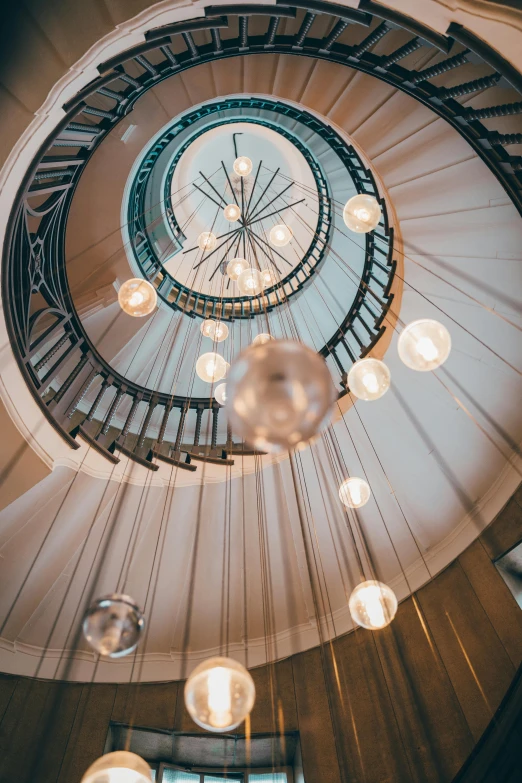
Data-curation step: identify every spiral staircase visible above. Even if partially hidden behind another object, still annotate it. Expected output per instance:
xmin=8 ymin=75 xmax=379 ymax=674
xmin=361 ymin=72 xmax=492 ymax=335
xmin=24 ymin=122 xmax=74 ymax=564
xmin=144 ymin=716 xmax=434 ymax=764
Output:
xmin=0 ymin=3 xmax=521 ymax=782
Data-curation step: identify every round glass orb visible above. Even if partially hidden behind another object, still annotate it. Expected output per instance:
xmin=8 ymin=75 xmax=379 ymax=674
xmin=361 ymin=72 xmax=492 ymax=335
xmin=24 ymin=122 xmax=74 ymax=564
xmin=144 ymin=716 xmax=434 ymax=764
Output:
xmin=261 ymin=268 xmax=277 ymax=287
xmin=201 ymin=319 xmax=217 ymax=338
xmin=237 ymin=267 xmax=265 ymax=296
xmin=196 ymin=352 xmax=227 ymax=383
xmin=226 ymin=257 xmax=249 ymax=281
xmin=252 ymin=333 xmax=273 ymax=347
xmin=398 ymin=319 xmax=451 ymax=371
xmin=81 ymin=751 xmax=151 ymax=783
xmin=82 ymin=594 xmax=145 ymax=658
xmin=339 ymin=477 xmax=371 ymax=509
xmin=224 ymin=203 xmax=241 ymax=222
xmin=233 ymin=156 xmax=253 ymax=177
xmin=343 ymin=194 xmax=382 ymax=233
xmin=348 ymin=358 xmax=390 ymax=401
xmin=215 ymin=383 xmax=227 ymax=406
xmin=226 ymin=340 xmax=336 ymax=452
xmin=213 ymin=322 xmax=229 ymax=343
xmin=349 ymin=580 xmax=398 ymax=630
xmin=269 ymin=224 xmax=293 ymax=247
xmin=198 ymin=232 xmax=217 ymax=252
xmin=118 ymin=279 xmax=157 ymax=318
xmin=184 ymin=656 xmax=256 ymax=732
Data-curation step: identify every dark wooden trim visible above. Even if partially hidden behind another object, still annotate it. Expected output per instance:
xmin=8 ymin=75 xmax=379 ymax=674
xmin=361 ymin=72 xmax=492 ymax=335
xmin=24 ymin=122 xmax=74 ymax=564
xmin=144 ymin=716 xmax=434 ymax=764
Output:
xmin=116 ymin=443 xmax=159 ymax=470
xmin=359 ymin=0 xmax=453 ymax=52
xmin=74 ymin=426 xmax=120 ymax=464
xmin=152 ymin=449 xmax=197 ymax=472
xmin=145 ymin=17 xmax=229 ymax=42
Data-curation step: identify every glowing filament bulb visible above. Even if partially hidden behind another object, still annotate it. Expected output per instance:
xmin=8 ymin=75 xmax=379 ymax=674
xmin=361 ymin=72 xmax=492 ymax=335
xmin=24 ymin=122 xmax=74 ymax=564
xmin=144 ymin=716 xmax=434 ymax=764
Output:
xmin=362 ymin=372 xmax=379 ymax=395
xmin=361 ymin=585 xmax=386 ymax=627
xmin=349 ymin=482 xmax=362 ymax=506
xmin=416 ymin=336 xmax=439 ymax=362
xmin=207 ymin=666 xmax=233 ymax=729
xmin=354 ymin=208 xmax=370 ymax=222
xmin=128 ymin=291 xmax=144 ymax=307
xmin=349 ymin=580 xmax=397 ymax=630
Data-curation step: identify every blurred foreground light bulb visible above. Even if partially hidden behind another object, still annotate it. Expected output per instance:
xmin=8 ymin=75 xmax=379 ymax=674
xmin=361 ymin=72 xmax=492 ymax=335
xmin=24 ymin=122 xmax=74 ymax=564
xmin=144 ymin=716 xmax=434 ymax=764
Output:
xmin=226 ymin=257 xmax=248 ymax=281
xmin=252 ymin=333 xmax=273 ymax=347
xmin=343 ymin=194 xmax=382 ymax=233
xmin=201 ymin=319 xmax=216 ymax=338
xmin=82 ymin=594 xmax=145 ymax=658
xmin=398 ymin=319 xmax=451 ymax=371
xmin=261 ymin=268 xmax=277 ymax=287
xmin=349 ymin=580 xmax=398 ymax=630
xmin=339 ymin=477 xmax=371 ymax=509
xmin=215 ymin=383 xmax=227 ymax=406
xmin=224 ymin=203 xmax=241 ymax=222
xmin=118 ymin=279 xmax=157 ymax=317
xmin=226 ymin=340 xmax=336 ymax=452
xmin=198 ymin=232 xmax=217 ymax=252
xmin=348 ymin=358 xmax=390 ymax=401
xmin=81 ymin=751 xmax=151 ymax=783
xmin=213 ymin=321 xmax=229 ymax=343
xmin=269 ymin=224 xmax=293 ymax=247
xmin=184 ymin=656 xmax=256 ymax=732
xmin=196 ymin=352 xmax=227 ymax=383
xmin=237 ymin=267 xmax=264 ymax=296
xmin=233 ymin=156 xmax=253 ymax=177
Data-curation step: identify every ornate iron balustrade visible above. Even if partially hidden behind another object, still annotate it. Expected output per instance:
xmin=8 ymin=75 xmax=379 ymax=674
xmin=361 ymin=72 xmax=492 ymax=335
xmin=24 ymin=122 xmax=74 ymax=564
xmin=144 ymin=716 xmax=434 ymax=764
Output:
xmin=128 ymin=97 xmax=385 ymax=320
xmin=3 ymin=1 xmax=520 ymax=468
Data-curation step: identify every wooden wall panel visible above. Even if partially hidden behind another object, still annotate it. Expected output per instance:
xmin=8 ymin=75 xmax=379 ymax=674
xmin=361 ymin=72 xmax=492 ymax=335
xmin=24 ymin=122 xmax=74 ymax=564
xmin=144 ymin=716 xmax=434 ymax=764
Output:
xmin=329 ymin=627 xmax=414 ymax=783
xmin=292 ymin=647 xmax=342 ymax=783
xmin=480 ymin=494 xmax=522 ymax=561
xmin=417 ymin=562 xmax=516 ymax=742
xmin=373 ymin=596 xmax=474 ymax=783
xmin=112 ymin=681 xmax=178 ymax=731
xmin=458 ymin=540 xmax=522 ymax=668
xmin=57 ymin=683 xmax=117 ymax=783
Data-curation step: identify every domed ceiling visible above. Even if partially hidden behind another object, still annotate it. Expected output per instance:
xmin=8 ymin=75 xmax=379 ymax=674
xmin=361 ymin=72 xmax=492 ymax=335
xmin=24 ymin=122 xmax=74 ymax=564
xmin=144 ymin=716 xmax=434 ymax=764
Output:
xmin=0 ymin=3 xmax=521 ymax=682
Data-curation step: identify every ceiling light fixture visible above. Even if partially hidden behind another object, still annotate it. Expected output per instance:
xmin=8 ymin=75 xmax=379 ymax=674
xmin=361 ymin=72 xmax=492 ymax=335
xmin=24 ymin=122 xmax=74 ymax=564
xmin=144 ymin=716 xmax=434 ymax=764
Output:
xmin=118 ymin=279 xmax=157 ymax=317
xmin=81 ymin=751 xmax=152 ymax=783
xmin=226 ymin=257 xmax=249 ymax=281
xmin=196 ymin=352 xmax=227 ymax=383
xmin=343 ymin=194 xmax=382 ymax=233
xmin=233 ymin=156 xmax=253 ymax=177
xmin=348 ymin=358 xmax=391 ymax=401
xmin=349 ymin=581 xmax=398 ymax=630
xmin=339 ymin=477 xmax=371 ymax=508
xmin=184 ymin=656 xmax=256 ymax=732
xmin=198 ymin=232 xmax=217 ymax=252
xmin=223 ymin=203 xmax=241 ymax=222
xmin=398 ymin=319 xmax=451 ymax=371
xmin=237 ymin=267 xmax=265 ymax=296
xmin=269 ymin=224 xmax=293 ymax=247
xmin=82 ymin=594 xmax=145 ymax=658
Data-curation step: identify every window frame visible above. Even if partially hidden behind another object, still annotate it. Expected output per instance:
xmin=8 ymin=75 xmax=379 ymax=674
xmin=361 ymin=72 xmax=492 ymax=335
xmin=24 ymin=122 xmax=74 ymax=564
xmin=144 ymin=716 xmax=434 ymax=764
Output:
xmin=154 ymin=763 xmax=294 ymax=783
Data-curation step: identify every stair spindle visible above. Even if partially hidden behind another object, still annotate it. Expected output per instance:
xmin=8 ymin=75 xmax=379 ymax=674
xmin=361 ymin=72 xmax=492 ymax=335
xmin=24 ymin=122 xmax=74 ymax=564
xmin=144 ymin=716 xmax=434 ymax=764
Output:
xmin=53 ymin=354 xmax=89 ymax=404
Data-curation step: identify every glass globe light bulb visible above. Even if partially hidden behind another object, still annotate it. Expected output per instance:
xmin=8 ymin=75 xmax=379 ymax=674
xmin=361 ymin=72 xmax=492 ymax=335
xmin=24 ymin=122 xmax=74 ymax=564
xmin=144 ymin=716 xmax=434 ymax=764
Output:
xmin=261 ymin=268 xmax=277 ymax=287
xmin=233 ymin=156 xmax=253 ymax=177
xmin=224 ymin=203 xmax=241 ymax=222
xmin=237 ymin=267 xmax=264 ymax=296
xmin=213 ymin=321 xmax=229 ymax=343
xmin=82 ymin=594 xmax=145 ymax=658
xmin=184 ymin=656 xmax=256 ymax=732
xmin=269 ymin=224 xmax=293 ymax=247
xmin=198 ymin=232 xmax=217 ymax=252
xmin=349 ymin=580 xmax=398 ymax=630
xmin=118 ymin=279 xmax=157 ymax=318
xmin=196 ymin=352 xmax=227 ymax=383
xmin=226 ymin=257 xmax=248 ymax=281
xmin=201 ymin=319 xmax=216 ymax=339
xmin=339 ymin=477 xmax=371 ymax=509
xmin=81 ymin=751 xmax=152 ymax=783
xmin=348 ymin=358 xmax=390 ymax=401
xmin=252 ymin=333 xmax=273 ymax=347
xmin=215 ymin=383 xmax=227 ymax=406
xmin=343 ymin=194 xmax=382 ymax=233
xmin=227 ymin=340 xmax=336 ymax=452
xmin=398 ymin=319 xmax=451 ymax=371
